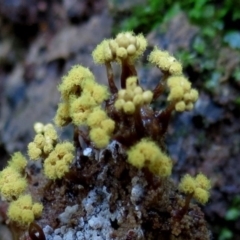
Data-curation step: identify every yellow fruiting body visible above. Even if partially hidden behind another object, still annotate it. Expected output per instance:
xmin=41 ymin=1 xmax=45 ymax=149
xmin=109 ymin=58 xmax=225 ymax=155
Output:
xmin=195 ymin=173 xmax=211 ymax=190
xmin=0 ymin=167 xmax=27 ymax=200
xmin=123 ymin=101 xmax=135 ymax=114
xmin=89 ymin=128 xmax=110 ymax=149
xmin=44 ymin=124 xmax=58 ymax=141
xmin=28 ymin=123 xmax=59 ymax=159
xmin=193 ymin=187 xmax=210 ymax=205
xmin=127 ymin=139 xmax=172 ymax=177
xmin=92 ymin=32 xmax=147 ymax=64
xmin=8 ymin=152 xmax=27 ymax=172
xmin=54 ymin=102 xmax=71 ymax=127
xmin=58 ymin=65 xmax=95 ymax=101
xmin=69 ymin=94 xmax=96 ymax=125
xmin=7 ymin=194 xmax=43 ymax=227
xmin=87 ymin=108 xmax=107 ymax=128
xmin=32 ymin=202 xmax=44 ymax=217
xmin=126 ymin=76 xmax=137 ymax=90
xmin=33 ymin=122 xmax=44 ymax=133
xmin=179 ymin=174 xmax=196 ymax=194
xmin=83 ymin=83 xmax=109 ymax=105
xmin=33 ymin=134 xmax=45 ymax=148
xmin=175 ymin=101 xmax=186 ymax=112
xmin=148 ymin=47 xmax=182 ymax=75
xmin=179 ymin=173 xmax=211 ymax=204
xmin=44 ymin=142 xmax=75 ymax=180
xmin=100 ymin=119 xmax=115 ymax=135
xmin=166 ymin=75 xmax=199 ymax=112
xmin=28 ymin=142 xmax=42 ymax=160
xmin=114 ymin=76 xmax=154 ymax=114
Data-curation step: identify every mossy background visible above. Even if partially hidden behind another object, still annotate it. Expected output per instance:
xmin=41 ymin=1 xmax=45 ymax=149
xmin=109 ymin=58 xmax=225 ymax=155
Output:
xmin=0 ymin=0 xmax=239 ymax=239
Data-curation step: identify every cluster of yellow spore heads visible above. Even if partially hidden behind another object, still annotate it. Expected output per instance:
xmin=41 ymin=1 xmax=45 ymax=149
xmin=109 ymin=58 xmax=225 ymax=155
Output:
xmin=0 ymin=152 xmax=27 ymax=200
xmin=54 ymin=65 xmax=114 ymax=148
xmin=92 ymin=31 xmax=147 ymax=64
xmin=87 ymin=108 xmax=115 ymax=148
xmin=149 ymin=47 xmax=199 ymax=112
xmin=28 ymin=122 xmax=58 ymax=159
xmin=28 ymin=122 xmax=75 ymax=180
xmin=0 ymin=152 xmax=43 ymax=227
xmin=115 ymin=77 xmax=153 ymax=114
xmin=127 ymin=139 xmax=172 ymax=177
xmin=8 ymin=194 xmax=43 ymax=227
xmin=55 ymin=65 xmax=109 ymax=126
xmin=179 ymin=173 xmax=211 ymax=204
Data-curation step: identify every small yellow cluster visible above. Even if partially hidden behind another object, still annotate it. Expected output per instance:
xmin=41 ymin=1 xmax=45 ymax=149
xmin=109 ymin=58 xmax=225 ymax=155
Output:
xmin=0 ymin=153 xmax=43 ymax=227
xmin=28 ymin=122 xmax=58 ymax=160
xmin=54 ymin=65 xmax=109 ymax=126
xmin=43 ymin=142 xmax=75 ymax=180
xmin=127 ymin=139 xmax=172 ymax=177
xmin=27 ymin=122 xmax=75 ymax=179
xmin=179 ymin=173 xmax=211 ymax=204
xmin=87 ymin=108 xmax=115 ymax=148
xmin=7 ymin=194 xmax=43 ymax=227
xmin=92 ymin=31 xmax=147 ymax=64
xmin=0 ymin=152 xmax=27 ymax=200
xmin=148 ymin=47 xmax=183 ymax=75
xmin=58 ymin=65 xmax=95 ymax=101
xmin=167 ymin=76 xmax=199 ymax=112
xmin=8 ymin=151 xmax=28 ymax=173
xmin=148 ymin=47 xmax=199 ymax=111
xmin=0 ymin=168 xmax=27 ymax=201
xmin=114 ymin=77 xmax=153 ymax=114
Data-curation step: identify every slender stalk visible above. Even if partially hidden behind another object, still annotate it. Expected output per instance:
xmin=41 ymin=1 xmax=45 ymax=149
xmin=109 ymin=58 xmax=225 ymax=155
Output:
xmin=174 ymin=193 xmax=193 ymax=222
xmin=157 ymin=101 xmax=175 ymax=135
xmin=152 ymin=72 xmax=169 ymax=100
xmin=105 ymin=62 xmax=118 ymax=94
xmin=121 ymin=62 xmax=137 ymax=88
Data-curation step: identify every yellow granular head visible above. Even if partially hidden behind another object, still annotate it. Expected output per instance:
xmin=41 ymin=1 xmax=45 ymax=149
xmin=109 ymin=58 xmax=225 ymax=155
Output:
xmin=44 ymin=142 xmax=75 ymax=180
xmin=195 ymin=173 xmax=211 ymax=190
xmin=0 ymin=167 xmax=27 ymax=200
xmin=9 ymin=152 xmax=27 ymax=172
xmin=193 ymin=187 xmax=210 ymax=204
xmin=169 ymin=61 xmax=183 ymax=75
xmin=126 ymin=77 xmax=138 ymax=90
xmin=100 ymin=118 xmax=115 ymax=134
xmin=33 ymin=122 xmax=44 ymax=133
xmin=58 ymin=65 xmax=95 ymax=100
xmin=127 ymin=139 xmax=161 ymax=169
xmin=54 ymin=102 xmax=71 ymax=127
xmin=185 ymin=102 xmax=194 ymax=111
xmin=123 ymin=101 xmax=135 ymax=114
xmin=85 ymin=84 xmax=109 ymax=104
xmin=149 ymin=154 xmax=173 ymax=177
xmin=142 ymin=90 xmax=153 ymax=104
xmin=127 ymin=148 xmax=146 ymax=168
xmin=44 ymin=124 xmax=58 ymax=141
xmin=87 ymin=108 xmax=107 ymax=128
xmin=33 ymin=134 xmax=45 ymax=148
xmin=32 ymin=203 xmax=43 ymax=217
xmin=116 ymin=47 xmax=127 ymax=59
xmin=89 ymin=128 xmax=110 ymax=149
xmin=168 ymin=86 xmax=184 ymax=101
xmin=175 ymin=101 xmax=186 ymax=112
xmin=92 ymin=40 xmax=113 ymax=64
xmin=114 ymin=99 xmax=125 ymax=111
xmin=179 ymin=174 xmax=196 ymax=194
xmin=133 ymin=94 xmax=143 ymax=106
xmin=7 ymin=194 xmax=43 ymax=227
xmin=28 ymin=142 xmax=42 ymax=160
